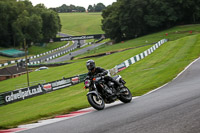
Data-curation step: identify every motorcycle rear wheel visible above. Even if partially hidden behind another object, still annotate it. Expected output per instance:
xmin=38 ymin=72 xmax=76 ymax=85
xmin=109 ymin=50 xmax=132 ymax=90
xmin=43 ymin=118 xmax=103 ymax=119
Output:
xmin=118 ymin=87 xmax=132 ymax=103
xmin=87 ymin=94 xmax=105 ymax=110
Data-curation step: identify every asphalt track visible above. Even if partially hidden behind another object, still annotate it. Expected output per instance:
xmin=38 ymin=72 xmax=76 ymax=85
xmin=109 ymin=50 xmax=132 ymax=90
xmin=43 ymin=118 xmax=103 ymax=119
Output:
xmin=20 ymin=57 xmax=200 ymax=133
xmin=30 ymin=40 xmax=78 ymax=63
xmin=31 ymin=33 xmax=105 ymax=63
xmin=45 ymin=42 xmax=104 ymax=63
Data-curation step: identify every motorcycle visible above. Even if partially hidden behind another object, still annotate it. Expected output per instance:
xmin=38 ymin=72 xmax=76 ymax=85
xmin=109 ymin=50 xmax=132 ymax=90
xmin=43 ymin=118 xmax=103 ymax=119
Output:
xmin=84 ymin=75 xmax=132 ymax=110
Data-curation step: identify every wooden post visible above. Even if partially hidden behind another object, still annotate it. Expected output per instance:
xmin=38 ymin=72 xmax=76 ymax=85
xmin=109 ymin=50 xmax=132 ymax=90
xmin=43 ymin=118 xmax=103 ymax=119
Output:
xmin=24 ymin=39 xmax=30 ymax=87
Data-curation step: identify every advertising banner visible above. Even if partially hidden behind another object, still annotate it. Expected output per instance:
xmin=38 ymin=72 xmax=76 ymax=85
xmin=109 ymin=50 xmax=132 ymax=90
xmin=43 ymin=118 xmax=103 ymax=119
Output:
xmin=51 ymin=34 xmax=106 ymax=42
xmin=51 ymin=78 xmax=71 ymax=90
xmin=0 ymin=95 xmax=5 ymax=105
xmin=79 ymin=73 xmax=87 ymax=83
xmin=42 ymin=83 xmax=52 ymax=92
xmin=0 ymin=84 xmax=45 ymax=105
xmin=71 ymin=77 xmax=79 ymax=85
xmin=116 ymin=63 xmax=127 ymax=72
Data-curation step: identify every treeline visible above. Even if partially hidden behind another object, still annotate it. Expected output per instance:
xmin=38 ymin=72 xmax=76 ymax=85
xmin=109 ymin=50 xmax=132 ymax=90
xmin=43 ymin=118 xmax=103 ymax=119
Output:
xmin=0 ymin=0 xmax=61 ymax=48
xmin=87 ymin=3 xmax=106 ymax=12
xmin=50 ymin=4 xmax=86 ymax=13
xmin=102 ymin=0 xmax=200 ymax=43
xmin=51 ymin=3 xmax=106 ymax=13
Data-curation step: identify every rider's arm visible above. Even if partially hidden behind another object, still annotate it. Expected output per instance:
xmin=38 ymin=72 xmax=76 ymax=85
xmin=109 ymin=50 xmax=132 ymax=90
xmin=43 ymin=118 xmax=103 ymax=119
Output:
xmin=97 ymin=67 xmax=108 ymax=76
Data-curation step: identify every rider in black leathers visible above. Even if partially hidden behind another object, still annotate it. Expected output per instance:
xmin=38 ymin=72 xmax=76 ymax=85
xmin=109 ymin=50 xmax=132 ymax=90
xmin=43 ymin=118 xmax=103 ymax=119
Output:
xmin=86 ymin=60 xmax=122 ymax=91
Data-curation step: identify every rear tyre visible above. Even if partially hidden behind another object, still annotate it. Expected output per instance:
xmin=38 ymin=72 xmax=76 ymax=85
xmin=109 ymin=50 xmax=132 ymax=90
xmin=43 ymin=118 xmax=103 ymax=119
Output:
xmin=119 ymin=87 xmax=132 ymax=103
xmin=87 ymin=93 xmax=105 ymax=110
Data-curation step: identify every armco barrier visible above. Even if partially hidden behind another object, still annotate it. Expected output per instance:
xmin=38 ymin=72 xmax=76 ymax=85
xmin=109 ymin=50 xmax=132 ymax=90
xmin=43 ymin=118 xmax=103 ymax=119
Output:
xmin=0 ymin=76 xmax=80 ymax=106
xmin=0 ymin=39 xmax=168 ymax=106
xmin=0 ymin=84 xmax=45 ymax=105
xmin=108 ymin=39 xmax=168 ymax=75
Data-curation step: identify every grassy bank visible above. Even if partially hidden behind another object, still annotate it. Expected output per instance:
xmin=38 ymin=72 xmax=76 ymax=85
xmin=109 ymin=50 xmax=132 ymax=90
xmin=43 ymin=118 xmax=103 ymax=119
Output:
xmin=76 ymin=24 xmax=200 ymax=58
xmin=28 ymin=41 xmax=69 ymax=55
xmin=59 ymin=12 xmax=104 ymax=35
xmin=0 ymin=34 xmax=200 ymax=129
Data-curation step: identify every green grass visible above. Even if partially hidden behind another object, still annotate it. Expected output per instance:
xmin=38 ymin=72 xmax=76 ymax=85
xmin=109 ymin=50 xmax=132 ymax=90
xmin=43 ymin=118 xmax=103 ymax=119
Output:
xmin=121 ymin=34 xmax=200 ymax=96
xmin=76 ymin=24 xmax=200 ymax=58
xmin=28 ymin=41 xmax=69 ymax=55
xmin=0 ymin=84 xmax=89 ymax=129
xmin=0 ymin=24 xmax=200 ymax=129
xmin=59 ymin=12 xmax=104 ymax=35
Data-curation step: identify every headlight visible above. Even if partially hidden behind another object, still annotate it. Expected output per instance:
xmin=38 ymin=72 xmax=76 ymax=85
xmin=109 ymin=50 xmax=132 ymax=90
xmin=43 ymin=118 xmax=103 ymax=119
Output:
xmin=85 ymin=80 xmax=91 ymax=87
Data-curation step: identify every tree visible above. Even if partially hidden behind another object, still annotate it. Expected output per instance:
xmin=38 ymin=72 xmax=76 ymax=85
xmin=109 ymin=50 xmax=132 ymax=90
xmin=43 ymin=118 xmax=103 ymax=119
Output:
xmin=53 ymin=4 xmax=86 ymax=13
xmin=41 ymin=10 xmax=61 ymax=40
xmin=88 ymin=5 xmax=94 ymax=12
xmin=102 ymin=2 xmax=123 ymax=42
xmin=77 ymin=6 xmax=86 ymax=12
xmin=95 ymin=3 xmax=106 ymax=12
xmin=87 ymin=3 xmax=106 ymax=12
xmin=102 ymin=0 xmax=200 ymax=43
xmin=0 ymin=0 xmax=62 ymax=47
xmin=12 ymin=10 xmax=43 ymax=46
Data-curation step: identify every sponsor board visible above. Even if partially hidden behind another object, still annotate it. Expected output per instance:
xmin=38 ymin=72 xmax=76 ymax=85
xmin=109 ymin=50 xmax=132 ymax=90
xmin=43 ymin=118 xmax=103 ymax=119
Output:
xmin=116 ymin=63 xmax=126 ymax=72
xmin=79 ymin=73 xmax=87 ymax=83
xmin=0 ymin=84 xmax=44 ymax=105
xmin=51 ymin=78 xmax=71 ymax=90
xmin=71 ymin=77 xmax=79 ymax=84
xmin=51 ymin=34 xmax=106 ymax=42
xmin=43 ymin=84 xmax=52 ymax=92
xmin=0 ymin=95 xmax=5 ymax=105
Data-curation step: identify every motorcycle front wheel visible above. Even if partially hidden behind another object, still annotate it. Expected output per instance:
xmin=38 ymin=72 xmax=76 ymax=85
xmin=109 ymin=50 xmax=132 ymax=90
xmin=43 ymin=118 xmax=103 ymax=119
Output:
xmin=87 ymin=93 xmax=105 ymax=110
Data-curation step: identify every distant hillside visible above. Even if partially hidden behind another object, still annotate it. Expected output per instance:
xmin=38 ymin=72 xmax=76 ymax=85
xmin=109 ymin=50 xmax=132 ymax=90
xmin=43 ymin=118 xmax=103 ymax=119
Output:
xmin=59 ymin=13 xmax=104 ymax=35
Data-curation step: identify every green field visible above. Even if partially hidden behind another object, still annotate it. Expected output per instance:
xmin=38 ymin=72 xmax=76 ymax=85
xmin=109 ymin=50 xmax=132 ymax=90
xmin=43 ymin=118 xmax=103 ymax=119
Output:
xmin=0 ymin=23 xmax=200 ymax=129
xmin=59 ymin=12 xmax=104 ymax=35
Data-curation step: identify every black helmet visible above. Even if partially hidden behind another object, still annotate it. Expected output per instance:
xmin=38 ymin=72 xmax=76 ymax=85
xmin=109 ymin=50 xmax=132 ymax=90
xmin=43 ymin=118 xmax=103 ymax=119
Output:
xmin=86 ymin=60 xmax=95 ymax=71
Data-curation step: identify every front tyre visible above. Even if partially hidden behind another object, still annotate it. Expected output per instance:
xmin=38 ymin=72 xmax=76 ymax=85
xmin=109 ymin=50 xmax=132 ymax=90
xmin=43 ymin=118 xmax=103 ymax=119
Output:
xmin=119 ymin=87 xmax=132 ymax=103
xmin=87 ymin=94 xmax=105 ymax=110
